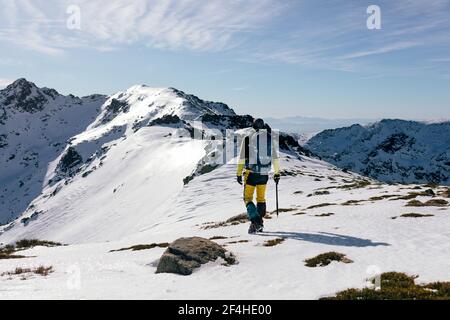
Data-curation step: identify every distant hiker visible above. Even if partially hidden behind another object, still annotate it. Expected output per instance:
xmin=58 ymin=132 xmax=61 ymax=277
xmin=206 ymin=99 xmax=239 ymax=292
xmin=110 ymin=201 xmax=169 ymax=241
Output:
xmin=237 ymin=118 xmax=280 ymax=234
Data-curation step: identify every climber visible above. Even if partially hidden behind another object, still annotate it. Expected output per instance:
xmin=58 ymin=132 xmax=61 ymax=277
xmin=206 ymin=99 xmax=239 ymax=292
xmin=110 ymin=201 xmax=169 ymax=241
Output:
xmin=236 ymin=118 xmax=280 ymax=234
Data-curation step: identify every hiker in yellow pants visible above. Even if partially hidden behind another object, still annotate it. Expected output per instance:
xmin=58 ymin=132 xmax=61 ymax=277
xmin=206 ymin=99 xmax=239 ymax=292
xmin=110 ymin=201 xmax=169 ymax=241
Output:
xmin=237 ymin=118 xmax=280 ymax=234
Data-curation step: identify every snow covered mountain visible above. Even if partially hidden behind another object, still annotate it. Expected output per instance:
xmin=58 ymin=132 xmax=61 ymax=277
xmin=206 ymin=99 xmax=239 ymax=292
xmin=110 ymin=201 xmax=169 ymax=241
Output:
xmin=0 ymin=80 xmax=448 ymax=300
xmin=0 ymin=79 xmax=106 ymax=224
xmin=1 ymin=80 xmax=284 ymax=241
xmin=306 ymin=120 xmax=450 ymax=185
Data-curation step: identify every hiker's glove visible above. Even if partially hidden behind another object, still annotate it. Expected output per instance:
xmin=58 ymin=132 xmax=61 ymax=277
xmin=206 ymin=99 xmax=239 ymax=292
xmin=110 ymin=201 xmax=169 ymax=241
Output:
xmin=274 ymin=173 xmax=280 ymax=184
xmin=237 ymin=175 xmax=243 ymax=185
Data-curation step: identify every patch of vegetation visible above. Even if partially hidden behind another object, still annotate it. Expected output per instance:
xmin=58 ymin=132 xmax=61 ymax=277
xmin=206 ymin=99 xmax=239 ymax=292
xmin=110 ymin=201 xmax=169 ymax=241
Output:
xmin=0 ymin=239 xmax=62 ymax=259
xmin=406 ymin=199 xmax=448 ymax=207
xmin=316 ymin=180 xmax=371 ymax=192
xmin=438 ymin=188 xmax=450 ymax=198
xmin=308 ymin=190 xmax=331 ymax=197
xmin=279 ymin=169 xmax=306 ymax=177
xmin=305 ymin=252 xmax=353 ymax=267
xmin=226 ymin=213 xmax=248 ymax=223
xmin=1 ymin=266 xmax=54 ymax=278
xmin=293 ymin=212 xmax=307 ymax=216
xmin=110 ymin=243 xmax=169 ymax=252
xmin=406 ymin=200 xmax=424 ymax=207
xmin=331 ymin=180 xmax=371 ymax=190
xmin=226 ymin=240 xmax=250 ymax=245
xmin=202 ymin=213 xmax=248 ymax=230
xmin=341 ymin=200 xmax=364 ymax=206
xmin=209 ymin=236 xmax=228 ymax=240
xmin=0 ymin=252 xmax=26 ymax=260
xmin=293 ymin=191 xmax=303 ymax=194
xmin=315 ymin=212 xmax=335 ymax=217
xmin=0 ymin=244 xmax=15 ymax=255
xmin=399 ymin=213 xmax=434 ymax=218
xmin=263 ymin=238 xmax=285 ymax=247
xmin=423 ymin=282 xmax=450 ymax=297
xmin=15 ymin=239 xmax=62 ymax=249
xmin=322 ymin=272 xmax=450 ymax=300
xmin=369 ymin=194 xmax=400 ymax=201
xmin=271 ymin=208 xmax=296 ymax=214
xmin=307 ymin=203 xmax=335 ymax=210
xmin=391 ymin=190 xmax=435 ymax=201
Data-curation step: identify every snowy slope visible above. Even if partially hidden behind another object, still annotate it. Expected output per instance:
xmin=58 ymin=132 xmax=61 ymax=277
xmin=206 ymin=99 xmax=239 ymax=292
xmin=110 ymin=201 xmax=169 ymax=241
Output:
xmin=306 ymin=119 xmax=450 ymax=185
xmin=0 ymin=79 xmax=106 ymax=224
xmin=0 ymin=82 xmax=449 ymax=299
xmin=0 ymin=151 xmax=448 ymax=299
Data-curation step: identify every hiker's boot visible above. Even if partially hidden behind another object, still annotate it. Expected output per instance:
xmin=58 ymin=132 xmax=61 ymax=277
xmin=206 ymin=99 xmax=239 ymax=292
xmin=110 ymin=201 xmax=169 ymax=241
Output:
xmin=248 ymin=222 xmax=258 ymax=234
xmin=249 ymin=217 xmax=264 ymax=234
xmin=255 ymin=221 xmax=264 ymax=233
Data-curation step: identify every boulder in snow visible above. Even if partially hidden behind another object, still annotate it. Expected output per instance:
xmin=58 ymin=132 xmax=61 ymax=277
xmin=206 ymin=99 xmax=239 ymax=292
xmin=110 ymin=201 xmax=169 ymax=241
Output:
xmin=156 ymin=237 xmax=236 ymax=275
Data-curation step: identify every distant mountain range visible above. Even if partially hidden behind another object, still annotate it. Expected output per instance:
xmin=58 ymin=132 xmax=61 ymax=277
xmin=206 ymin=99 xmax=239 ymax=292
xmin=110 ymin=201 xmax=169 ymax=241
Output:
xmin=265 ymin=116 xmax=376 ymax=135
xmin=306 ymin=119 xmax=450 ymax=185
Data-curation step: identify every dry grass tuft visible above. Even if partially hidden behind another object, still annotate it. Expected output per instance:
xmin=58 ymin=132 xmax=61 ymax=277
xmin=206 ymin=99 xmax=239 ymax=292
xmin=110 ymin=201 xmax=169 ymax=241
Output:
xmin=305 ymin=252 xmax=353 ymax=267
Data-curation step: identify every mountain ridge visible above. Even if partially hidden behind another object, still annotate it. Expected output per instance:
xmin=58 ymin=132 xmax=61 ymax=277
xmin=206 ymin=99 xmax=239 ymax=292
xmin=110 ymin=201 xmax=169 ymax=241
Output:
xmin=306 ymin=119 xmax=450 ymax=185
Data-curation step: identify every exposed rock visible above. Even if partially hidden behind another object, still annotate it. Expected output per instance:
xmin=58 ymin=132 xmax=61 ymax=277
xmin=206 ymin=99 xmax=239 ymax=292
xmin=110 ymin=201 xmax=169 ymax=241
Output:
xmin=156 ymin=237 xmax=236 ymax=275
xmin=58 ymin=147 xmax=82 ymax=173
xmin=149 ymin=114 xmax=183 ymax=126
xmin=99 ymin=98 xmax=130 ymax=124
xmin=201 ymin=114 xmax=253 ymax=130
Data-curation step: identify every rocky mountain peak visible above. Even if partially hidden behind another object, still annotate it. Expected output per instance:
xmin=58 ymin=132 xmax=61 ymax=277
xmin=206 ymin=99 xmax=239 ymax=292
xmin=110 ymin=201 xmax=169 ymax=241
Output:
xmin=0 ymin=78 xmax=61 ymax=113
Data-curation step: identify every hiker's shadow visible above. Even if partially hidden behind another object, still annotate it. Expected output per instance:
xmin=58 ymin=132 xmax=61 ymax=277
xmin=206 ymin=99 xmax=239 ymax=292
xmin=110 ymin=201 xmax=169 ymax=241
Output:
xmin=258 ymin=231 xmax=390 ymax=247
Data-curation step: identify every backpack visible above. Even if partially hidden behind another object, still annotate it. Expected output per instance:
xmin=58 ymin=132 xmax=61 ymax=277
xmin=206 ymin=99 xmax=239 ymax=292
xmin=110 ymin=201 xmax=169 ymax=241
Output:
xmin=244 ymin=128 xmax=272 ymax=175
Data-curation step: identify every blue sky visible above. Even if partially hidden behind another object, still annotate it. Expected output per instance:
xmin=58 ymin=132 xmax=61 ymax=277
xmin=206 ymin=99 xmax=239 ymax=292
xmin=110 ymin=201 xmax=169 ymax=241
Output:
xmin=0 ymin=0 xmax=449 ymax=120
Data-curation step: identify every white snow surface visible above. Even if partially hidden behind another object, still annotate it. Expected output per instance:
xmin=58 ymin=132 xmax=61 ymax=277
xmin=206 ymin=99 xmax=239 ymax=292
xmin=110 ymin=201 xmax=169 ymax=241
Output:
xmin=0 ymin=143 xmax=449 ymax=299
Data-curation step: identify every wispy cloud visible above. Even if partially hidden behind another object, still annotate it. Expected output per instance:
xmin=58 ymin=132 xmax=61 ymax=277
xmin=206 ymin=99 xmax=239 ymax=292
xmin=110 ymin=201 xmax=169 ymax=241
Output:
xmin=245 ymin=0 xmax=450 ymax=75
xmin=0 ymin=0 xmax=288 ymax=54
xmin=340 ymin=42 xmax=420 ymax=60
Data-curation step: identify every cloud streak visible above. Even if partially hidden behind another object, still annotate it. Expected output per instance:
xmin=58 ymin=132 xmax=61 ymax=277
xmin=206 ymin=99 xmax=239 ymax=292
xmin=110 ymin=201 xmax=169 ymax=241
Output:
xmin=340 ymin=41 xmax=420 ymax=59
xmin=0 ymin=0 xmax=288 ymax=54
xmin=245 ymin=0 xmax=450 ymax=76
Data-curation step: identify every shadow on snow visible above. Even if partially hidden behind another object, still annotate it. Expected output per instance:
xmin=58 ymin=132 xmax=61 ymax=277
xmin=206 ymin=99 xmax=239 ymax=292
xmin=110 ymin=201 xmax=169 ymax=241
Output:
xmin=257 ymin=231 xmax=390 ymax=247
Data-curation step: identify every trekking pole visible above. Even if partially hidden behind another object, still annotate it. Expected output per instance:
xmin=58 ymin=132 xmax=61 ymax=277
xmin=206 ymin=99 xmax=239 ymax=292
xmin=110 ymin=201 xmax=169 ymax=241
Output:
xmin=275 ymin=180 xmax=279 ymax=217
